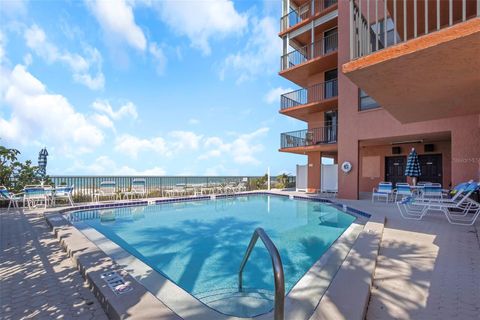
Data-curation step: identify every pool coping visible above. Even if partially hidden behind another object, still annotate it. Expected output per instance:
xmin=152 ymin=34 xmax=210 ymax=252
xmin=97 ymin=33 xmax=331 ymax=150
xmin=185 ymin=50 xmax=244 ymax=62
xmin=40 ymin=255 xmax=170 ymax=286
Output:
xmin=44 ymin=192 xmax=376 ymax=320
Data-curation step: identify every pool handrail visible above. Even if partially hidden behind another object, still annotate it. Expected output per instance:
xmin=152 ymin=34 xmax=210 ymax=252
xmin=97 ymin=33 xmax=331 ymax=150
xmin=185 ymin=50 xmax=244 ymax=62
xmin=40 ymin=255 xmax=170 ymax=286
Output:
xmin=238 ymin=227 xmax=285 ymax=320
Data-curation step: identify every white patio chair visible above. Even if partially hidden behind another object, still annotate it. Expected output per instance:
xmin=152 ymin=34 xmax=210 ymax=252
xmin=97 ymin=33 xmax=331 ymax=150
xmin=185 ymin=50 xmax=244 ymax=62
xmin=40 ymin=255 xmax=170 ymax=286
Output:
xmin=0 ymin=186 xmax=22 ymax=209
xmin=23 ymin=185 xmax=48 ymax=209
xmin=372 ymin=182 xmax=394 ymax=202
xmin=394 ymin=183 xmax=413 ymax=201
xmin=92 ymin=181 xmax=118 ymax=202
xmin=123 ymin=179 xmax=146 ymax=200
xmin=53 ymin=185 xmax=74 ymax=206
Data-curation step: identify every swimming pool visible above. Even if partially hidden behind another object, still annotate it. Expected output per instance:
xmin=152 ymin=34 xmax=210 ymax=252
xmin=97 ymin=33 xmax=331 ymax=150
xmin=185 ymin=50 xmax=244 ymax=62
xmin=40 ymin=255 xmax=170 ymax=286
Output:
xmin=70 ymin=194 xmax=356 ymax=317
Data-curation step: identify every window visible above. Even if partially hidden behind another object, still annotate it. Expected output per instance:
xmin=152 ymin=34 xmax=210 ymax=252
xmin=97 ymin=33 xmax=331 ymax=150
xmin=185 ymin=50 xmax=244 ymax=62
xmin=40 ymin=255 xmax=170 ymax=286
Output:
xmin=369 ymin=18 xmax=400 ymax=51
xmin=359 ymin=89 xmax=380 ymax=111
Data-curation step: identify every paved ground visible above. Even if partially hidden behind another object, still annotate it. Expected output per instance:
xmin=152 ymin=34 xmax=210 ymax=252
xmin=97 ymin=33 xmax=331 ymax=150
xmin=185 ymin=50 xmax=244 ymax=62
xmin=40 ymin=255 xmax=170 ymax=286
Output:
xmin=0 ymin=209 xmax=108 ymax=320
xmin=337 ymin=196 xmax=480 ymax=320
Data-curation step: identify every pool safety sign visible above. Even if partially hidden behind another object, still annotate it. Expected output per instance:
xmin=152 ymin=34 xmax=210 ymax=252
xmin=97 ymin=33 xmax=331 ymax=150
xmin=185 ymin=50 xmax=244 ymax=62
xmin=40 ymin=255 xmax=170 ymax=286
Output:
xmin=101 ymin=271 xmax=133 ymax=295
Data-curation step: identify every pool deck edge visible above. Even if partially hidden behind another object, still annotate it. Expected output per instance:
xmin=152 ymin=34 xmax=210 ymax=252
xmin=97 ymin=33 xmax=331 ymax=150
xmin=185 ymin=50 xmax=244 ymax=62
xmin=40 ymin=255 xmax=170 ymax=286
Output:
xmin=309 ymin=215 xmax=385 ymax=320
xmin=45 ymin=212 xmax=183 ymax=320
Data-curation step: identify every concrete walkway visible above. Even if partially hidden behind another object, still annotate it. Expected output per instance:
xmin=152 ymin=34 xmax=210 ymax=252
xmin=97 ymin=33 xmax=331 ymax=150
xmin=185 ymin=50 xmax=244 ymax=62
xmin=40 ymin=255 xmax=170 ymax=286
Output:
xmin=337 ymin=197 xmax=480 ymax=320
xmin=0 ymin=209 xmax=108 ymax=320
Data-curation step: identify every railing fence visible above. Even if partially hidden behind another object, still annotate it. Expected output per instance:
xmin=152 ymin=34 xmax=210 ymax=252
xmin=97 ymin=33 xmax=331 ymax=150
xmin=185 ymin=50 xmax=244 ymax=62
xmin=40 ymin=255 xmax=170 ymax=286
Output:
xmin=47 ymin=176 xmax=296 ymax=202
xmin=280 ymin=0 xmax=338 ymax=32
xmin=350 ymin=0 xmax=480 ymax=60
xmin=281 ymin=32 xmax=338 ymax=71
xmin=280 ymin=79 xmax=338 ymax=110
xmin=281 ymin=125 xmax=338 ymax=149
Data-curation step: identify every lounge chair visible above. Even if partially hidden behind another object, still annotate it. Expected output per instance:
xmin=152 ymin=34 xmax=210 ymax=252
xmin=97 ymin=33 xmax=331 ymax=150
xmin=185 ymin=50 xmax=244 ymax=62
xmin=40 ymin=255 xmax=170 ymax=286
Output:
xmin=421 ymin=183 xmax=443 ymax=199
xmin=396 ymin=182 xmax=480 ymax=225
xmin=123 ymin=179 xmax=146 ymax=199
xmin=394 ymin=183 xmax=413 ymax=201
xmin=0 ymin=186 xmax=22 ymax=209
xmin=92 ymin=181 xmax=118 ymax=202
xmin=410 ymin=181 xmax=473 ymax=205
xmin=53 ymin=185 xmax=74 ymax=206
xmin=372 ymin=182 xmax=394 ymax=202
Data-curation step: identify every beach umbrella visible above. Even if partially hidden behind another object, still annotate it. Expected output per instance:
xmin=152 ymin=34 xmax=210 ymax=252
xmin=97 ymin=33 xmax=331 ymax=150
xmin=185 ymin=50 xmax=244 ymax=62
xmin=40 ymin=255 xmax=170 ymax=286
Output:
xmin=405 ymin=148 xmax=421 ymax=185
xmin=37 ymin=147 xmax=49 ymax=179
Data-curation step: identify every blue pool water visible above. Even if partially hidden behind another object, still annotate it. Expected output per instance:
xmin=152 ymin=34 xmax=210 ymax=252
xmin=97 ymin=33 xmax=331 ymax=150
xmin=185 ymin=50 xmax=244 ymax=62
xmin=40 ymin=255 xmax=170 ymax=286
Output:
xmin=71 ymin=195 xmax=355 ymax=314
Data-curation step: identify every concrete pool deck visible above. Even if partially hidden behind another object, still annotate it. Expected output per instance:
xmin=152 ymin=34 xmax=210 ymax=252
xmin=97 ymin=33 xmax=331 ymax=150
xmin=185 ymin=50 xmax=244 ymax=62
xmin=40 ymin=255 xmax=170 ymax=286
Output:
xmin=1 ymin=190 xmax=479 ymax=319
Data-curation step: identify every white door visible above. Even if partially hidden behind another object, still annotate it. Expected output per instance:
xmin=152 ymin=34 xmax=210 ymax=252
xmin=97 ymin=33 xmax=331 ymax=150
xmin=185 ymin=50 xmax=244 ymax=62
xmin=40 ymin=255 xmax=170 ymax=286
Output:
xmin=296 ymin=165 xmax=308 ymax=192
xmin=321 ymin=164 xmax=338 ymax=192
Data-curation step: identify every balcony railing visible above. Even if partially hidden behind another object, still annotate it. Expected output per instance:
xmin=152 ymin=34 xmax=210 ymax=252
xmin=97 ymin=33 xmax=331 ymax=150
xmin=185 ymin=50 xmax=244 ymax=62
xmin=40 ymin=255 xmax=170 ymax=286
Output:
xmin=281 ymin=125 xmax=338 ymax=149
xmin=281 ymin=32 xmax=338 ymax=71
xmin=280 ymin=79 xmax=338 ymax=110
xmin=280 ymin=0 xmax=338 ymax=32
xmin=349 ymin=0 xmax=480 ymax=60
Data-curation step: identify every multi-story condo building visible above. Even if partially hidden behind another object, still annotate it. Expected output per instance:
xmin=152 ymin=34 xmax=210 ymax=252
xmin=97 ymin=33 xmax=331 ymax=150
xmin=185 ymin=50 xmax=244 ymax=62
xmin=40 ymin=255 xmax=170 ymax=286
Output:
xmin=279 ymin=0 xmax=480 ymax=199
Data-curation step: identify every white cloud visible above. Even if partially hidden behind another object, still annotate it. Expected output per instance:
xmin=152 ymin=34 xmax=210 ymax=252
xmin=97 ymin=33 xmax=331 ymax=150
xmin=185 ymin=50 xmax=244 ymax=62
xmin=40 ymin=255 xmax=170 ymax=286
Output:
xmin=115 ymin=134 xmax=170 ymax=159
xmin=114 ymin=130 xmax=203 ymax=159
xmin=0 ymin=31 xmax=6 ymax=63
xmin=23 ymin=53 xmax=32 ymax=66
xmin=198 ymin=127 xmax=269 ymax=165
xmin=148 ymin=42 xmax=167 ymax=75
xmin=86 ymin=0 xmax=146 ymax=51
xmin=90 ymin=113 xmax=115 ymax=131
xmin=188 ymin=118 xmax=199 ymax=125
xmin=220 ymin=16 xmax=281 ymax=83
xmin=114 ymin=127 xmax=267 ymax=167
xmin=92 ymin=100 xmax=138 ymax=120
xmin=71 ymin=155 xmax=166 ymax=175
xmin=155 ymin=0 xmax=247 ymax=55
xmin=264 ymin=86 xmax=294 ymax=104
xmin=0 ymin=64 xmax=104 ymax=154
xmin=169 ymin=131 xmax=202 ymax=152
xmin=24 ymin=24 xmax=105 ymax=90
xmin=1 ymin=0 xmax=28 ymax=18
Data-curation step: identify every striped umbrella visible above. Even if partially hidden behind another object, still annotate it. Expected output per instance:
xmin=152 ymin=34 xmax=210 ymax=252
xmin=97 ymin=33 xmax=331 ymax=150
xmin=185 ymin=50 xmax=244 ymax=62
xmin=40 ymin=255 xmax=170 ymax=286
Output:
xmin=405 ymin=148 xmax=421 ymax=185
xmin=37 ymin=147 xmax=48 ymax=179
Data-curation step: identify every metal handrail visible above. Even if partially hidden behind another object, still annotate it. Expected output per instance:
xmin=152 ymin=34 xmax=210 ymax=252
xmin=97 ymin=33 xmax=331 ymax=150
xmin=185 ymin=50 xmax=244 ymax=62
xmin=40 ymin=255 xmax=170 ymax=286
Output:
xmin=281 ymin=125 xmax=338 ymax=149
xmin=280 ymin=32 xmax=338 ymax=71
xmin=238 ymin=227 xmax=285 ymax=320
xmin=280 ymin=0 xmax=338 ymax=32
xmin=280 ymin=78 xmax=338 ymax=110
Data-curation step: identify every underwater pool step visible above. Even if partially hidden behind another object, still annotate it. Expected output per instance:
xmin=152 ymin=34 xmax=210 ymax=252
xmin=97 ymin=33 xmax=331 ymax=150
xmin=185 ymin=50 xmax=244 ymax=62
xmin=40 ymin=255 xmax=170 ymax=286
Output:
xmin=195 ymin=287 xmax=275 ymax=318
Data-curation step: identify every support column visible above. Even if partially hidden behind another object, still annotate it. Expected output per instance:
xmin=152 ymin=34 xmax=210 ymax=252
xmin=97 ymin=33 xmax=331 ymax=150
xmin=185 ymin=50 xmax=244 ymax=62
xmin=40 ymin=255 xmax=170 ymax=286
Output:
xmin=307 ymin=152 xmax=321 ymax=193
xmin=451 ymin=121 xmax=480 ymax=185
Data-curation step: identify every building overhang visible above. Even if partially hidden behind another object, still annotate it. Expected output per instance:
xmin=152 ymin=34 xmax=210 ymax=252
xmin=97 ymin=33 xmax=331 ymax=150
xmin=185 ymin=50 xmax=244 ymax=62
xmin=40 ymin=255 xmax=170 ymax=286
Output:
xmin=279 ymin=98 xmax=338 ymax=121
xmin=342 ymin=18 xmax=480 ymax=124
xmin=279 ymin=143 xmax=338 ymax=155
xmin=279 ymin=52 xmax=338 ymax=87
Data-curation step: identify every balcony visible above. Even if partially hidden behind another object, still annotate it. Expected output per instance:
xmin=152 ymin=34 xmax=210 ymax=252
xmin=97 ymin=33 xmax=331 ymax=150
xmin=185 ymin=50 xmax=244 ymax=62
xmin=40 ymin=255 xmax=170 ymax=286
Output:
xmin=280 ymin=125 xmax=338 ymax=154
xmin=280 ymin=33 xmax=338 ymax=86
xmin=342 ymin=0 xmax=480 ymax=123
xmin=280 ymin=0 xmax=338 ymax=33
xmin=280 ymin=79 xmax=338 ymax=121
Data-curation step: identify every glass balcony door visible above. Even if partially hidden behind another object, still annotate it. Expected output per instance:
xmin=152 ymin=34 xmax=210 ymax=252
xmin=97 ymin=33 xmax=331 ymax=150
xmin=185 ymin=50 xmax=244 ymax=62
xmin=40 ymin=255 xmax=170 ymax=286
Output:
xmin=324 ymin=68 xmax=338 ymax=99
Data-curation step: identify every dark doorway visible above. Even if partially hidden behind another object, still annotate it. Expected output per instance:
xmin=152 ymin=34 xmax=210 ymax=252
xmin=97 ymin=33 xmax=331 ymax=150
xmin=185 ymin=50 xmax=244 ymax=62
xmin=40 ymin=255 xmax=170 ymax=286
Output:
xmin=324 ymin=110 xmax=337 ymax=143
xmin=418 ymin=154 xmax=443 ymax=184
xmin=324 ymin=68 xmax=338 ymax=99
xmin=385 ymin=156 xmax=407 ymax=186
xmin=323 ymin=27 xmax=337 ymax=54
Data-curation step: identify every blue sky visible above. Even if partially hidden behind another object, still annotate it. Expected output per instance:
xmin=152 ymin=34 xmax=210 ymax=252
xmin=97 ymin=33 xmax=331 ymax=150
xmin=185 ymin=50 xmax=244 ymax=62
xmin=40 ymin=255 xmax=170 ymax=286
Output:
xmin=0 ymin=0 xmax=308 ymax=176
